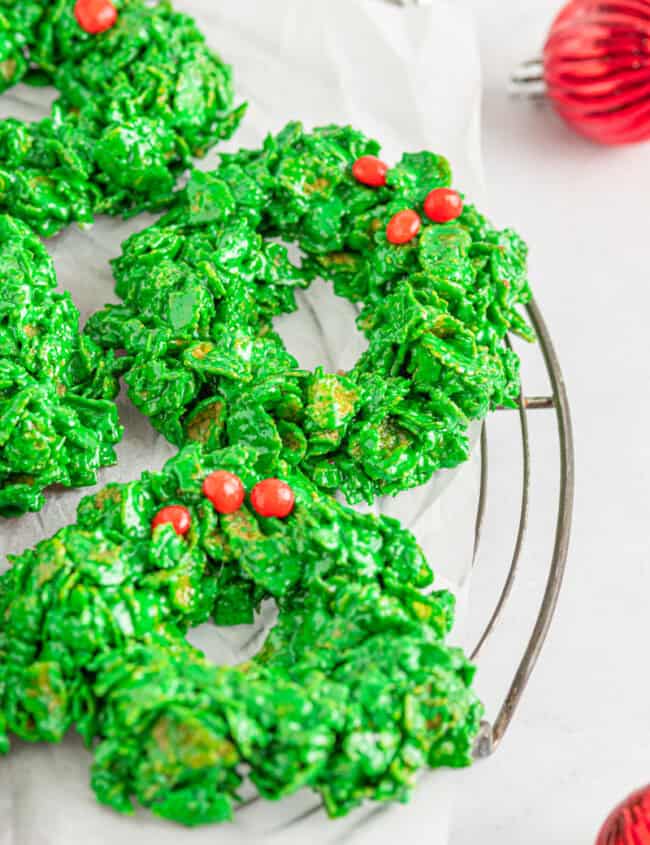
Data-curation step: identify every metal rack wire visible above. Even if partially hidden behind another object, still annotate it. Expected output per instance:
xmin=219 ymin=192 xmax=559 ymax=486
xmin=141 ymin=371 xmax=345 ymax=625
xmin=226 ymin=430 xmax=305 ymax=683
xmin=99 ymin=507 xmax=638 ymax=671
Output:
xmin=471 ymin=299 xmax=575 ymax=757
xmin=385 ymin=0 xmax=575 ymax=763
xmin=230 ymin=1 xmax=575 ymax=823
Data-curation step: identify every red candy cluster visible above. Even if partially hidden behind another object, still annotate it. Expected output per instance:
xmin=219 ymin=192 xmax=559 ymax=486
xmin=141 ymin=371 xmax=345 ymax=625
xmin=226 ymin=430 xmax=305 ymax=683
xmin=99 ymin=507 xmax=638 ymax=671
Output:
xmin=151 ymin=472 xmax=295 ymax=535
xmin=351 ymin=156 xmax=464 ymax=245
xmin=74 ymin=0 xmax=118 ymax=35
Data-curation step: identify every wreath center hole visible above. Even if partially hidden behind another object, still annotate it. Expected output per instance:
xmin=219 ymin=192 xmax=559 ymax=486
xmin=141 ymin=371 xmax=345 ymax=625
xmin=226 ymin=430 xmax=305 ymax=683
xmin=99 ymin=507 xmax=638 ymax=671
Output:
xmin=274 ymin=277 xmax=368 ymax=375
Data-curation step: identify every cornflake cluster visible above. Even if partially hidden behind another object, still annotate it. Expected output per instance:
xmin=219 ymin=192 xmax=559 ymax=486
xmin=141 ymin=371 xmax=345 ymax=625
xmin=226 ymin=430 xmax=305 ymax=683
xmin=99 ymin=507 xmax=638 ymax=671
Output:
xmin=89 ymin=122 xmax=534 ymax=504
xmin=0 ymin=444 xmax=482 ymax=824
xmin=0 ymin=0 xmax=243 ymax=236
xmin=0 ymin=5 xmax=535 ymax=824
xmin=0 ymin=214 xmax=121 ymax=515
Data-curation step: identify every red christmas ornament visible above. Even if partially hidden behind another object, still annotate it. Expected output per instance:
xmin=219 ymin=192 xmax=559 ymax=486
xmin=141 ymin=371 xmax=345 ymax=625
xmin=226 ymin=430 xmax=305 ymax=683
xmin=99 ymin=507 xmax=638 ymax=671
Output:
xmin=352 ymin=155 xmax=389 ymax=187
xmin=74 ymin=0 xmax=118 ymax=35
xmin=386 ymin=209 xmax=421 ymax=245
xmin=151 ymin=505 xmax=191 ymax=536
xmin=250 ymin=478 xmax=295 ymax=518
xmin=423 ymin=188 xmax=463 ymax=223
xmin=540 ymin=0 xmax=650 ymax=145
xmin=595 ymin=784 xmax=650 ymax=844
xmin=202 ymin=470 xmax=245 ymax=514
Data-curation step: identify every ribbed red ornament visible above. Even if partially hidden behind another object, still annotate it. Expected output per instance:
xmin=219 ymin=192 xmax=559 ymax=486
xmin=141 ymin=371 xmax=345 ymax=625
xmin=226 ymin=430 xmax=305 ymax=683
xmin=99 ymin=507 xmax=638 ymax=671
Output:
xmin=595 ymin=784 xmax=650 ymax=844
xmin=543 ymin=0 xmax=650 ymax=144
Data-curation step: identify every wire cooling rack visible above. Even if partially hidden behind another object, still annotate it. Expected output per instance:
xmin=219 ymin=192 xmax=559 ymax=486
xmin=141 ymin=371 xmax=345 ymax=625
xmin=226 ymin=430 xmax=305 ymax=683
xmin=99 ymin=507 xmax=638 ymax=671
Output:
xmin=470 ymin=299 xmax=575 ymax=757
xmin=227 ymin=298 xmax=574 ymax=838
xmin=384 ymin=0 xmax=575 ymax=763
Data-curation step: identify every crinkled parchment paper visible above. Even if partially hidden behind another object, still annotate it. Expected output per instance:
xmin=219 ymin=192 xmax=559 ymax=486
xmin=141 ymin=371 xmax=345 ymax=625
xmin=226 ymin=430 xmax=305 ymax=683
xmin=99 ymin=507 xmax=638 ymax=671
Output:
xmin=0 ymin=2 xmax=483 ymax=842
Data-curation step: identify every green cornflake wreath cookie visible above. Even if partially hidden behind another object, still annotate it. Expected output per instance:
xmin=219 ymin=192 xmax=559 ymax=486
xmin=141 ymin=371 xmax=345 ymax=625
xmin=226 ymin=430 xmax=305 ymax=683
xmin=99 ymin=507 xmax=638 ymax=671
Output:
xmin=0 ymin=442 xmax=482 ymax=824
xmin=88 ymin=122 xmax=534 ymax=505
xmin=0 ymin=0 xmax=243 ymax=237
xmin=0 ymin=214 xmax=122 ymax=516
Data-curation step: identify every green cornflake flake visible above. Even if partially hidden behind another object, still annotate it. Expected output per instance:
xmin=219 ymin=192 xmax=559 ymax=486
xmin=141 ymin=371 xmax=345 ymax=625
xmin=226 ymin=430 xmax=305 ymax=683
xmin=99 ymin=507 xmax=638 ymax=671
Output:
xmin=0 ymin=443 xmax=483 ymax=824
xmin=0 ymin=0 xmax=243 ymax=236
xmin=89 ymin=122 xmax=533 ymax=505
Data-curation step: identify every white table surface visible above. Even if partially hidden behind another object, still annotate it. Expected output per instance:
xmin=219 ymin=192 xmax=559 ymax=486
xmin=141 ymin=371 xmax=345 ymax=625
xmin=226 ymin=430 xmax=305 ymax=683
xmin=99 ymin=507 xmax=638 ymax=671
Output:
xmin=451 ymin=2 xmax=650 ymax=843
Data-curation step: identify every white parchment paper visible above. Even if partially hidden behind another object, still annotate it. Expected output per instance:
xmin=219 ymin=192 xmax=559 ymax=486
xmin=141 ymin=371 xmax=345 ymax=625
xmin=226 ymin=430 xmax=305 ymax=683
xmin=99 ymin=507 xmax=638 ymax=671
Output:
xmin=0 ymin=2 xmax=483 ymax=842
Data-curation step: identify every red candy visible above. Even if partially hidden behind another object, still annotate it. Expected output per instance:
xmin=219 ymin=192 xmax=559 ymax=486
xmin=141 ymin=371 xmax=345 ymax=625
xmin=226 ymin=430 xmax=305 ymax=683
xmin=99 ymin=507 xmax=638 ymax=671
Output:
xmin=352 ymin=155 xmax=388 ymax=187
xmin=74 ymin=0 xmax=118 ymax=35
xmin=151 ymin=505 xmax=191 ymax=536
xmin=250 ymin=479 xmax=295 ymax=518
xmin=386 ymin=209 xmax=421 ymax=245
xmin=423 ymin=188 xmax=463 ymax=223
xmin=202 ymin=470 xmax=245 ymax=514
